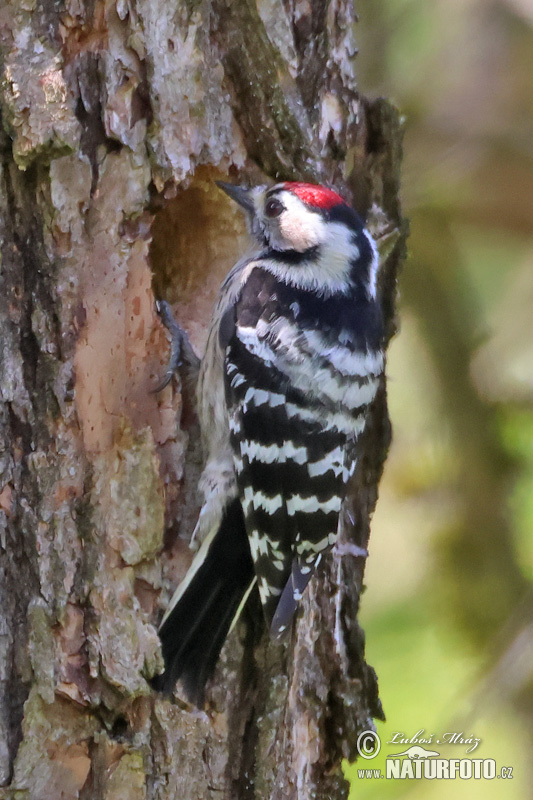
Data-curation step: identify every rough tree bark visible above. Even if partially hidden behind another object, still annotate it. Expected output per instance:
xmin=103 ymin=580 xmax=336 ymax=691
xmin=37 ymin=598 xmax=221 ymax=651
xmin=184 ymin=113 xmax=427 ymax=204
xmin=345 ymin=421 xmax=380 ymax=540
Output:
xmin=0 ymin=1 xmax=405 ymax=798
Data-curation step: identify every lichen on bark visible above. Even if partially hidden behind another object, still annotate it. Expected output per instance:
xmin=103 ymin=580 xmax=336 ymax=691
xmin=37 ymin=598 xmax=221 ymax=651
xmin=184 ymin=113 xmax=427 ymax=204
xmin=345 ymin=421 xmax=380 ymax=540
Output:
xmin=0 ymin=1 xmax=405 ymax=798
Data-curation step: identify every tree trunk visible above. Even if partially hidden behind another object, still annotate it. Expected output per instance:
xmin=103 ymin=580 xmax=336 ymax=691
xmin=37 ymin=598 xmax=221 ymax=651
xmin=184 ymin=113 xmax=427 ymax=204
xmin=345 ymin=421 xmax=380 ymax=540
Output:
xmin=0 ymin=2 xmax=405 ymax=798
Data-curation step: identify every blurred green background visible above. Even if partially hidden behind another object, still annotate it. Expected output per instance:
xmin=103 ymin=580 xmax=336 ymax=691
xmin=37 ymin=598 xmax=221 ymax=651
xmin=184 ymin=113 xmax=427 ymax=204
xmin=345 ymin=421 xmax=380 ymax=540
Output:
xmin=347 ymin=1 xmax=533 ymax=797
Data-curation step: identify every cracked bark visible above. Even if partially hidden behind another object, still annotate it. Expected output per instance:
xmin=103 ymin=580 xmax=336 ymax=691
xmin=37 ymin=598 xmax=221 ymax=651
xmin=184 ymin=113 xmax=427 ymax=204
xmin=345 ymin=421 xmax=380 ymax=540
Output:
xmin=0 ymin=1 xmax=406 ymax=798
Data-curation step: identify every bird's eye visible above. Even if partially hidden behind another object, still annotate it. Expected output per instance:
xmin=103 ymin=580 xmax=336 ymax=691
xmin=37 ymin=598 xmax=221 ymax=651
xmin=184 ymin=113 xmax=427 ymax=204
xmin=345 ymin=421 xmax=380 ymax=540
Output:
xmin=264 ymin=198 xmax=284 ymax=218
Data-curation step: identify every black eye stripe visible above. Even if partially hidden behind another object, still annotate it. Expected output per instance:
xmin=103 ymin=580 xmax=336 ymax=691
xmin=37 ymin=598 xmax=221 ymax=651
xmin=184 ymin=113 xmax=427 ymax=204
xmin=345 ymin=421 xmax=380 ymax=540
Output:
xmin=265 ymin=198 xmax=284 ymax=218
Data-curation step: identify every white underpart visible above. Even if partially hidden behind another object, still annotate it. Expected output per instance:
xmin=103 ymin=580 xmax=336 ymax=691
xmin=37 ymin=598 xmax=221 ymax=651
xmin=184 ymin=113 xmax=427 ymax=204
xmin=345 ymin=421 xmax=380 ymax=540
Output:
xmin=197 ymin=255 xmax=253 ymax=442
xmin=193 ymin=252 xmax=260 ymax=545
xmin=191 ymin=453 xmax=237 ymax=547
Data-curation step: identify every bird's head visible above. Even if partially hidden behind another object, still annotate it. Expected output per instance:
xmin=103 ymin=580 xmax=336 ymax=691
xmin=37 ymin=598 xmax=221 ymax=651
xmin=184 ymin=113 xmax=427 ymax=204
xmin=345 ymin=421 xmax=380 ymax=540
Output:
xmin=216 ymin=180 xmax=378 ymax=298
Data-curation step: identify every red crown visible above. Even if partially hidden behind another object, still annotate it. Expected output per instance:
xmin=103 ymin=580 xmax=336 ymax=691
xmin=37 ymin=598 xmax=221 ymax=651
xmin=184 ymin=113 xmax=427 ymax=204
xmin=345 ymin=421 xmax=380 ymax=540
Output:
xmin=284 ymin=182 xmax=346 ymax=210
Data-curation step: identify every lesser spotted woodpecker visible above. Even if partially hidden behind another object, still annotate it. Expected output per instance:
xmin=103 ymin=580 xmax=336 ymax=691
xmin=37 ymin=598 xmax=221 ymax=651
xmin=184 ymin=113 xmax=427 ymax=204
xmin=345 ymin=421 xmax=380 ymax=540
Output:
xmin=152 ymin=181 xmax=384 ymax=704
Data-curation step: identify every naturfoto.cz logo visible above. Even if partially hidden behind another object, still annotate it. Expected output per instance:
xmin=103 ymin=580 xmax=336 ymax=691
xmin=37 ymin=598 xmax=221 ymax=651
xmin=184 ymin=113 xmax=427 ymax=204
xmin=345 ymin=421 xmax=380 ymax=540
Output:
xmin=355 ymin=731 xmax=514 ymax=782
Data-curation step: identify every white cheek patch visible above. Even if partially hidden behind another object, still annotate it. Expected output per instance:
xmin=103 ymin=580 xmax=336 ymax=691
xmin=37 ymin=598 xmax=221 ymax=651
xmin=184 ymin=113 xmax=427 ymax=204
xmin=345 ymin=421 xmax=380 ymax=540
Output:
xmin=279 ymin=211 xmax=324 ymax=252
xmin=273 ymin=192 xmax=326 ymax=252
xmin=261 ymin=219 xmax=357 ymax=296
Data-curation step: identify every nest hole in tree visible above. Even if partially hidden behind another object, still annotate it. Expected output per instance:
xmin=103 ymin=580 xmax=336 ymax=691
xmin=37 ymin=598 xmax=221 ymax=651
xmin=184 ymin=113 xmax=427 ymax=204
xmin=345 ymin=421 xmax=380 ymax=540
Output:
xmin=148 ymin=167 xmax=250 ymax=354
xmin=146 ymin=167 xmax=251 ymax=558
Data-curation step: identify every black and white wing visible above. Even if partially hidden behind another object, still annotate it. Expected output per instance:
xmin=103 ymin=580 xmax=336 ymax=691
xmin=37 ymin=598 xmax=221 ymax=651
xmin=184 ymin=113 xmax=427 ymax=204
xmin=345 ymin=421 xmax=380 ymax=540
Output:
xmin=222 ymin=266 xmax=381 ymax=637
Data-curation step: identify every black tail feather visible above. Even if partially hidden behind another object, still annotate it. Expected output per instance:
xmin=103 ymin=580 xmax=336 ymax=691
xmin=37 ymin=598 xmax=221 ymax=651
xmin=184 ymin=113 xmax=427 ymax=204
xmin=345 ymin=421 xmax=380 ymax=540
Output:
xmin=151 ymin=499 xmax=256 ymax=706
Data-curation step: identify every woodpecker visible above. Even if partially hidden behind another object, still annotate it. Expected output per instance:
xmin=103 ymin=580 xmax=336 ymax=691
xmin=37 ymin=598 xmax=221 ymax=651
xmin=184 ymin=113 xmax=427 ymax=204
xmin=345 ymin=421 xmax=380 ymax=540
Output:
xmin=152 ymin=181 xmax=384 ymax=705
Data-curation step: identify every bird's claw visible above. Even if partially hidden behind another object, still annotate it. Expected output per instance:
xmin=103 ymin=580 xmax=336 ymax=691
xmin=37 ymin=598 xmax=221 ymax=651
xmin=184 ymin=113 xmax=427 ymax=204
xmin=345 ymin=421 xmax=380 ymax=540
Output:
xmin=151 ymin=300 xmax=184 ymax=393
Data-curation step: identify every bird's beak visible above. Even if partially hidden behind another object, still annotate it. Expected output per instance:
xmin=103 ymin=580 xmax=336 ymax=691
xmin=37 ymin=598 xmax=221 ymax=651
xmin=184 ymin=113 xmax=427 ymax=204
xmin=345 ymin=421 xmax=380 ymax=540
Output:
xmin=216 ymin=181 xmax=255 ymax=215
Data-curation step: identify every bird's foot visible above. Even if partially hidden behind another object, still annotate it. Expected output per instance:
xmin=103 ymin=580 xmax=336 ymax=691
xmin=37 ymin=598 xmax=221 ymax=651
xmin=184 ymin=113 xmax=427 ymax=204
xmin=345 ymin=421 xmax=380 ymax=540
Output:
xmin=152 ymin=300 xmax=200 ymax=392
